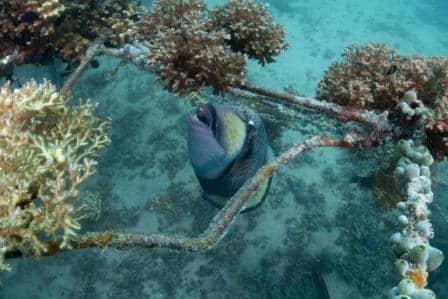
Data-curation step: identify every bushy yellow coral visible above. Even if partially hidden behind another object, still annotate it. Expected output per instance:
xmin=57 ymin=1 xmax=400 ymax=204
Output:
xmin=0 ymin=80 xmax=110 ymax=270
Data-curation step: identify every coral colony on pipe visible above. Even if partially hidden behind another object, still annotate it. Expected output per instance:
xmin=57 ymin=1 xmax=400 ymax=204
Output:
xmin=0 ymin=0 xmax=446 ymax=298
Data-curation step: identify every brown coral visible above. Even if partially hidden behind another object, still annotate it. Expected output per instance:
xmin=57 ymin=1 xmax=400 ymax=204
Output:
xmin=139 ymin=0 xmax=246 ymax=94
xmin=0 ymin=0 xmax=141 ymax=63
xmin=137 ymin=0 xmax=207 ymax=41
xmin=317 ymin=43 xmax=448 ymax=159
xmin=209 ymin=0 xmax=288 ymax=65
xmin=136 ymin=0 xmax=288 ymax=94
xmin=0 ymin=0 xmax=62 ymax=61
xmin=317 ymin=43 xmax=448 ymax=111
xmin=148 ymin=28 xmax=246 ymax=94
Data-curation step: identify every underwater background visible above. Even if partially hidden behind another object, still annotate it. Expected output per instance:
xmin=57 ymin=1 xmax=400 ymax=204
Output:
xmin=1 ymin=0 xmax=447 ymax=298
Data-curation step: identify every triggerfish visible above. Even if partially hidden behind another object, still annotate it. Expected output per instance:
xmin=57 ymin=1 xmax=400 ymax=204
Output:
xmin=187 ymin=102 xmax=272 ymax=211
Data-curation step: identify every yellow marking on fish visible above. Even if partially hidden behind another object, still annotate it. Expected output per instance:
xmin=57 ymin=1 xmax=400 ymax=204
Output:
xmin=221 ymin=112 xmax=246 ymax=156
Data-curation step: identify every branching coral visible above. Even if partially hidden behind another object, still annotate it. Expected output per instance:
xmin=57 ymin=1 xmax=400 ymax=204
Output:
xmin=137 ymin=0 xmax=207 ymax=41
xmin=137 ymin=0 xmax=246 ymax=94
xmin=317 ymin=43 xmax=448 ymax=160
xmin=0 ymin=0 xmax=140 ymax=63
xmin=0 ymin=0 xmax=64 ymax=62
xmin=54 ymin=0 xmax=141 ymax=61
xmin=317 ymin=43 xmax=448 ymax=111
xmin=209 ymin=0 xmax=288 ymax=65
xmin=148 ymin=26 xmax=246 ymax=95
xmin=142 ymin=0 xmax=245 ymax=93
xmin=0 ymin=80 xmax=110 ymax=270
xmin=136 ymin=0 xmax=287 ymax=94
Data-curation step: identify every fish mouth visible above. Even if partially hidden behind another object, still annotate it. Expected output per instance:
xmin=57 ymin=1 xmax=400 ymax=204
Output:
xmin=188 ymin=114 xmax=207 ymax=130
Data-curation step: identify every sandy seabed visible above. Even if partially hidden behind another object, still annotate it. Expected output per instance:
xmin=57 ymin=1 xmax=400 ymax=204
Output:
xmin=1 ymin=0 xmax=447 ymax=298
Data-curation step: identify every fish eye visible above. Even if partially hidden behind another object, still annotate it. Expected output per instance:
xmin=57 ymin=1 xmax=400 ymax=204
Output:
xmin=196 ymin=105 xmax=212 ymax=126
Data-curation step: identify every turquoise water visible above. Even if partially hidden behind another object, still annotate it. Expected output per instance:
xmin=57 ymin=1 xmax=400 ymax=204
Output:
xmin=1 ymin=0 xmax=447 ymax=298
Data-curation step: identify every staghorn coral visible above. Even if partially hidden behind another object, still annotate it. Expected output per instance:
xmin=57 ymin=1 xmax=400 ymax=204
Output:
xmin=138 ymin=0 xmax=246 ymax=94
xmin=0 ymin=0 xmax=141 ymax=63
xmin=209 ymin=0 xmax=288 ymax=66
xmin=0 ymin=80 xmax=110 ymax=270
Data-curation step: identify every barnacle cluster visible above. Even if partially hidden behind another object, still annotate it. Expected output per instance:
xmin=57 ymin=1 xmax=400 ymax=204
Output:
xmin=209 ymin=0 xmax=288 ymax=66
xmin=137 ymin=0 xmax=287 ymax=94
xmin=0 ymin=0 xmax=140 ymax=63
xmin=317 ymin=43 xmax=448 ymax=159
xmin=389 ymin=140 xmax=444 ymax=299
xmin=0 ymin=80 xmax=110 ymax=270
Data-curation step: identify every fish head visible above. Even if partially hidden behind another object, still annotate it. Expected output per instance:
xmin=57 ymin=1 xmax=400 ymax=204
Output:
xmin=187 ymin=103 xmax=247 ymax=180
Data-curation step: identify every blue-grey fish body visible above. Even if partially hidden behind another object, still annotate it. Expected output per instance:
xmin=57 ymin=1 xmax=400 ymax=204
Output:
xmin=187 ymin=103 xmax=270 ymax=209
